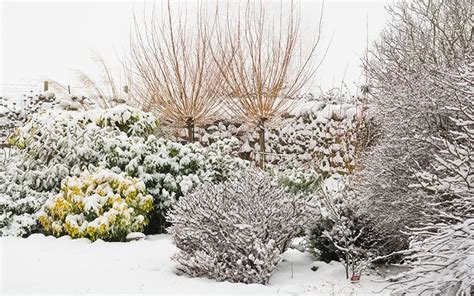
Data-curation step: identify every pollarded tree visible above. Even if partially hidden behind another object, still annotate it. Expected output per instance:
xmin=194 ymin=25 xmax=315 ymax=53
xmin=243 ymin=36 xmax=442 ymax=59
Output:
xmin=128 ymin=1 xmax=226 ymax=142
xmin=212 ymin=1 xmax=324 ymax=168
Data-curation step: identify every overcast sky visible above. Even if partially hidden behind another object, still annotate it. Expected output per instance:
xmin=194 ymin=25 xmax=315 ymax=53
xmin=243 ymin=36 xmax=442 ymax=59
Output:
xmin=1 ymin=0 xmax=390 ymax=97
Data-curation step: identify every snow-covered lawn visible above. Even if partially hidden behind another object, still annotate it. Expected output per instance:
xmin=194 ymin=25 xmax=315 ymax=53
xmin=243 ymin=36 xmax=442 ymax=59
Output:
xmin=1 ymin=234 xmax=388 ymax=295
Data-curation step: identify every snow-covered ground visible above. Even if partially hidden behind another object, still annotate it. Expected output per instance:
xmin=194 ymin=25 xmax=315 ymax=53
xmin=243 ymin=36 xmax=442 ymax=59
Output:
xmin=1 ymin=234 xmax=389 ymax=295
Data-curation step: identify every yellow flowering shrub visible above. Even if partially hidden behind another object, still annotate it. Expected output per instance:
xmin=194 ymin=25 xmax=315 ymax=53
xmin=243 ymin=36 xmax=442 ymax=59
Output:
xmin=38 ymin=168 xmax=153 ymax=241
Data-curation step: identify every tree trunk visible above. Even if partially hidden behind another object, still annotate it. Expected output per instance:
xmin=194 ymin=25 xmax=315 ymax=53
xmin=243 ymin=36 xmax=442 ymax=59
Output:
xmin=258 ymin=125 xmax=265 ymax=169
xmin=345 ymin=253 xmax=350 ymax=279
xmin=186 ymin=119 xmax=194 ymax=143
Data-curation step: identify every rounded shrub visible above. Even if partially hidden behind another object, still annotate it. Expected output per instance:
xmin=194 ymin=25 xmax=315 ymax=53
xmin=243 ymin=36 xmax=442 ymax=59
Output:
xmin=96 ymin=104 xmax=159 ymax=137
xmin=168 ymin=167 xmax=309 ymax=284
xmin=38 ymin=167 xmax=153 ymax=241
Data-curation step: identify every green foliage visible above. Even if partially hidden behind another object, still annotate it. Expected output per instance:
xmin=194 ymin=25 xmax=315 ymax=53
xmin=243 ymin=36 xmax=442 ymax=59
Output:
xmin=95 ymin=135 xmax=248 ymax=233
xmin=8 ymin=104 xmax=159 ymax=192
xmin=275 ymin=168 xmax=322 ymax=196
xmin=96 ymin=104 xmax=159 ymax=137
xmin=0 ymin=172 xmax=50 ymax=237
xmin=38 ymin=168 xmax=153 ymax=241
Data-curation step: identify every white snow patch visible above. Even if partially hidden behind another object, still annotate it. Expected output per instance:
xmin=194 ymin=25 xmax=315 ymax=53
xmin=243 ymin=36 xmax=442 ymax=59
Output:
xmin=1 ymin=234 xmax=389 ymax=295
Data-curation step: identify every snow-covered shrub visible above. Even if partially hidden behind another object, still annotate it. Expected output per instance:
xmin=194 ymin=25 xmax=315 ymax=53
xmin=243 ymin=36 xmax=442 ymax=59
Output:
xmin=203 ymin=137 xmax=247 ymax=183
xmin=1 ymin=102 xmax=159 ymax=237
xmin=1 ymin=92 xmax=58 ymax=165
xmin=38 ymin=167 xmax=153 ymax=241
xmin=9 ymin=109 xmax=101 ymax=191
xmin=0 ymin=172 xmax=50 ymax=237
xmin=1 ymin=92 xmax=57 ymax=132
xmin=96 ymin=104 xmax=159 ymax=137
xmin=412 ymin=60 xmax=474 ymax=224
xmin=386 ymin=219 xmax=474 ymax=296
xmin=275 ymin=168 xmax=322 ymax=197
xmin=359 ymin=0 xmax=472 ymax=256
xmin=168 ymin=168 xmax=309 ymax=284
xmin=96 ymin=134 xmax=248 ymax=233
xmin=9 ymin=104 xmax=158 ymax=192
xmin=385 ymin=60 xmax=473 ymax=294
xmin=56 ymin=94 xmax=96 ymax=111
xmin=306 ymin=175 xmax=371 ymax=278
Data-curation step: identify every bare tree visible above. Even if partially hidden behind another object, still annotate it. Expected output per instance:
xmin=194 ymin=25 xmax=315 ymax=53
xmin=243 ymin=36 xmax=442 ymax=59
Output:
xmin=127 ymin=1 xmax=226 ymax=142
xmin=212 ymin=1 xmax=325 ymax=168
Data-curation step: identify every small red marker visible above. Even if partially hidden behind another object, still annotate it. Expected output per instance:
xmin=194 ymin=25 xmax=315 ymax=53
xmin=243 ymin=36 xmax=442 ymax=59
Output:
xmin=350 ymin=275 xmax=361 ymax=282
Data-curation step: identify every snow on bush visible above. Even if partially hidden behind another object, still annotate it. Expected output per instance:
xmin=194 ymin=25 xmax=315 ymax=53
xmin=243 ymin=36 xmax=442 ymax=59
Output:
xmin=96 ymin=134 xmax=249 ymax=233
xmin=386 ymin=219 xmax=474 ymax=296
xmin=1 ymin=103 xmax=159 ymax=237
xmin=412 ymin=59 xmax=474 ymax=224
xmin=306 ymin=175 xmax=372 ymax=278
xmin=275 ymin=167 xmax=322 ymax=197
xmin=386 ymin=60 xmax=473 ymax=295
xmin=8 ymin=104 xmax=158 ymax=192
xmin=203 ymin=137 xmax=248 ymax=183
xmin=96 ymin=104 xmax=159 ymax=137
xmin=168 ymin=168 xmax=309 ymax=284
xmin=38 ymin=167 xmax=153 ymax=242
xmin=9 ymin=109 xmax=101 ymax=191
xmin=2 ymin=99 xmax=246 ymax=236
xmin=359 ymin=0 xmax=472 ymax=258
xmin=0 ymin=172 xmax=50 ymax=237
xmin=0 ymin=92 xmax=57 ymax=134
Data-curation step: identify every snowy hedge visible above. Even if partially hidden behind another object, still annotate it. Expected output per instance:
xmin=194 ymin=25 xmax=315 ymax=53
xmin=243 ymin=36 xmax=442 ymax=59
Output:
xmin=0 ymin=104 xmax=161 ymax=237
xmin=96 ymin=104 xmax=159 ymax=137
xmin=8 ymin=104 xmax=159 ymax=192
xmin=0 ymin=172 xmax=50 ymax=237
xmin=96 ymin=135 xmax=248 ymax=233
xmin=1 ymin=99 xmax=248 ymax=236
xmin=275 ymin=168 xmax=322 ymax=197
xmin=38 ymin=168 xmax=153 ymax=241
xmin=168 ymin=168 xmax=309 ymax=284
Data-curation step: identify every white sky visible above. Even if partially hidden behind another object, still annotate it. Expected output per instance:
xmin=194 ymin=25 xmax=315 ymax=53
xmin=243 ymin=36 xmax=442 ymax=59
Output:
xmin=1 ymin=0 xmax=390 ymax=97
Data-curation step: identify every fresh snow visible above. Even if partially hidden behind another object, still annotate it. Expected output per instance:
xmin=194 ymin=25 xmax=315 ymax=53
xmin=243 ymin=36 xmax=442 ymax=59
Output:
xmin=1 ymin=234 xmax=389 ymax=295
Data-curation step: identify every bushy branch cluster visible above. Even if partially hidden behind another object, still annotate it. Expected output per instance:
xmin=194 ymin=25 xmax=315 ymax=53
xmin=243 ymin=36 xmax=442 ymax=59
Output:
xmin=0 ymin=102 xmax=161 ymax=236
xmin=275 ymin=168 xmax=322 ymax=197
xmin=8 ymin=103 xmax=158 ymax=192
xmin=0 ymin=171 xmax=49 ymax=236
xmin=168 ymin=168 xmax=309 ymax=284
xmin=386 ymin=219 xmax=473 ymax=296
xmin=387 ymin=60 xmax=473 ymax=295
xmin=360 ymin=0 xmax=473 ymax=292
xmin=360 ymin=0 xmax=472 ymax=254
